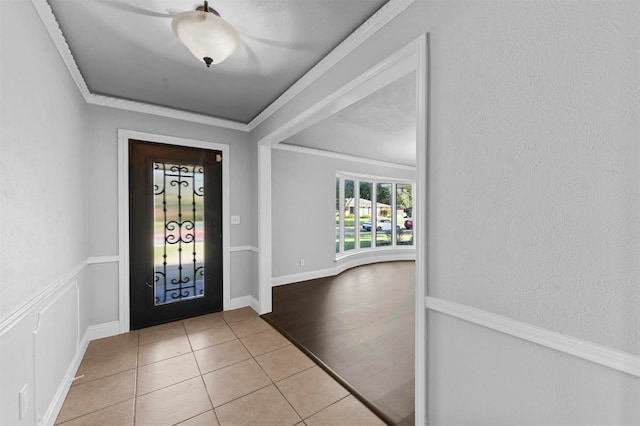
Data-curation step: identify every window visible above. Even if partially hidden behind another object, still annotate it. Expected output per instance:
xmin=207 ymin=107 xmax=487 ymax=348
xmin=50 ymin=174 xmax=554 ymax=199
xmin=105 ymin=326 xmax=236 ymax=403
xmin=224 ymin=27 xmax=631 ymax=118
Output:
xmin=344 ymin=179 xmax=355 ymax=251
xmin=335 ymin=174 xmax=414 ymax=258
xmin=396 ymin=183 xmax=413 ymax=246
xmin=359 ymin=181 xmax=372 ymax=249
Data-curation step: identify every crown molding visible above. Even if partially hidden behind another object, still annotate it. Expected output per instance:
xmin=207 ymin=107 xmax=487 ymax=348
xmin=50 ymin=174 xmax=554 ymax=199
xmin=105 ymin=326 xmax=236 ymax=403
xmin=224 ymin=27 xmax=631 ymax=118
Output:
xmin=247 ymin=0 xmax=415 ymax=131
xmin=31 ymin=0 xmax=91 ymax=99
xmin=32 ymin=0 xmax=413 ymax=134
xmin=86 ymin=94 xmax=248 ymax=131
xmin=31 ymin=0 xmax=248 ymax=132
xmin=274 ymin=143 xmax=416 ymax=171
xmin=426 ymin=297 xmax=640 ymax=378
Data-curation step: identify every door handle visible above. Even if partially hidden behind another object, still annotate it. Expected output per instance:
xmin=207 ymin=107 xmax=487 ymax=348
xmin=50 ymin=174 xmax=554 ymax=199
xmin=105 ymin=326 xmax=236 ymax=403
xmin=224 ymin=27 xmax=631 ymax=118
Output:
xmin=145 ymin=282 xmax=153 ymax=288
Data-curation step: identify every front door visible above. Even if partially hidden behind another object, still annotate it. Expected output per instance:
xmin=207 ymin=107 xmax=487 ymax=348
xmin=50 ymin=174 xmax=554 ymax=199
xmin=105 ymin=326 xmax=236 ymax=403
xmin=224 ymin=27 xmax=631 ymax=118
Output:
xmin=129 ymin=139 xmax=223 ymax=329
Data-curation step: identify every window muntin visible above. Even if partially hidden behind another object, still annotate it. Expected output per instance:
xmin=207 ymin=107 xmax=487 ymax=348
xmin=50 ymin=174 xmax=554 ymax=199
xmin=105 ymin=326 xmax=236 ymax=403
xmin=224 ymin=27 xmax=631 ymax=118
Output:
xmin=336 ymin=174 xmax=414 ymax=258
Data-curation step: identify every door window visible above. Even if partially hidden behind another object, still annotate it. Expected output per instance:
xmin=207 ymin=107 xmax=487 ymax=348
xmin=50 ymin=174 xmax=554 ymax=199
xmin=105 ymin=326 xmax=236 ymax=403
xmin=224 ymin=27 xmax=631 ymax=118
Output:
xmin=153 ymin=162 xmax=205 ymax=305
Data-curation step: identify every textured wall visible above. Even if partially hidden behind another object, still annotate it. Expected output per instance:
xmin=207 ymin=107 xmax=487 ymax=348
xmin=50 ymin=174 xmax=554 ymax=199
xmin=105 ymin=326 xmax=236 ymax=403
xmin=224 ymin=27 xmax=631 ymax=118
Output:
xmin=421 ymin=0 xmax=640 ymax=355
xmin=0 ymin=0 xmax=88 ymax=320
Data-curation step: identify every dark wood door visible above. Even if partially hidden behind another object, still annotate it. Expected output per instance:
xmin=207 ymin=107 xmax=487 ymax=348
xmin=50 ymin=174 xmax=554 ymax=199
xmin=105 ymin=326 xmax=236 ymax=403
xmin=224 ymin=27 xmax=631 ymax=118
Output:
xmin=129 ymin=140 xmax=222 ymax=329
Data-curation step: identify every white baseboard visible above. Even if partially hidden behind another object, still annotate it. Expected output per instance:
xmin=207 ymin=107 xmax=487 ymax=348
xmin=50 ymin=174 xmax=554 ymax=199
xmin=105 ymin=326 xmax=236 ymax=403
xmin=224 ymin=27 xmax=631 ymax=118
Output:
xmin=272 ymin=251 xmax=415 ymax=287
xmin=249 ymin=297 xmax=260 ymax=313
xmin=86 ymin=256 xmax=120 ymax=265
xmin=229 ymin=245 xmax=259 ymax=254
xmin=84 ymin=321 xmax=121 ymax=342
xmin=225 ymin=296 xmax=260 ymax=313
xmin=40 ymin=321 xmax=118 ymax=426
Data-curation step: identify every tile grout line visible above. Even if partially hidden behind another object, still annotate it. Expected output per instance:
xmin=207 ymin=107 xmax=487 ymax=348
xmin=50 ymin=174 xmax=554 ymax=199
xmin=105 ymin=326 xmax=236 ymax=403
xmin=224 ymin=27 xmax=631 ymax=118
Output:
xmin=196 ymin=374 xmax=220 ymax=425
xmin=246 ymin=338 xmax=303 ymax=422
xmin=59 ymin=308 xmax=370 ymax=425
xmin=197 ymin=311 xmax=280 ymax=423
xmin=187 ymin=316 xmax=224 ymax=426
xmin=132 ymin=335 xmax=139 ymax=426
xmin=67 ymin=365 xmax=138 ymax=388
xmin=207 ymin=312 xmax=307 ymax=423
xmin=55 ymin=398 xmax=136 ymax=425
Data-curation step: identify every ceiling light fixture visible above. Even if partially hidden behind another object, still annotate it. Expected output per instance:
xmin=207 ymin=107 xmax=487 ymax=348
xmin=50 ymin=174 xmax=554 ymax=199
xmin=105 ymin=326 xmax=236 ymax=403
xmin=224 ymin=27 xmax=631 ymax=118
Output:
xmin=171 ymin=1 xmax=240 ymax=67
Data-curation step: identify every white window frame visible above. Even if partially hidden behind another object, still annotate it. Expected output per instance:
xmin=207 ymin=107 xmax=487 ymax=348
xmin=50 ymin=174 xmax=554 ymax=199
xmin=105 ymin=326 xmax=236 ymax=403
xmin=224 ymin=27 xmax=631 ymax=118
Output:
xmin=335 ymin=172 xmax=415 ymax=260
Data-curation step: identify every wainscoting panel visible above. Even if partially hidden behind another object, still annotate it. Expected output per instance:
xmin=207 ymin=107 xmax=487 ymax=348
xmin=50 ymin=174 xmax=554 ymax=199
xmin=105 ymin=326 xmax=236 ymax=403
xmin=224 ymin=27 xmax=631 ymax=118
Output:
xmin=1 ymin=309 xmax=38 ymax=425
xmin=0 ymin=261 xmax=94 ymax=426
xmin=33 ymin=281 xmax=79 ymax=424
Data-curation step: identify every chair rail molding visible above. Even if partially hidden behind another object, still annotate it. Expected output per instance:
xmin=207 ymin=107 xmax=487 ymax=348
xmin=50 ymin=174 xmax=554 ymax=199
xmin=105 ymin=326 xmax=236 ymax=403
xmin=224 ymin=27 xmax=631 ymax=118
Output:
xmin=425 ymin=297 xmax=640 ymax=378
xmin=0 ymin=260 xmax=87 ymax=336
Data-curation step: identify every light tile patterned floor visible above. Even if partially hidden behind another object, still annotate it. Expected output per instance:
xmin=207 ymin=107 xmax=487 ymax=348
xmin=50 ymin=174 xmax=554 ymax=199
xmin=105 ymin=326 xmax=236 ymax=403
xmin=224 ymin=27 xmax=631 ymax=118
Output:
xmin=55 ymin=307 xmax=385 ymax=426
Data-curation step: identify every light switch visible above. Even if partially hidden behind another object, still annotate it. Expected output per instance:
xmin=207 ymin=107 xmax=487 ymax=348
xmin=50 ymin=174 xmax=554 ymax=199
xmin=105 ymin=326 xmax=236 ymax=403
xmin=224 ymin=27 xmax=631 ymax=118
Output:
xmin=231 ymin=215 xmax=241 ymax=225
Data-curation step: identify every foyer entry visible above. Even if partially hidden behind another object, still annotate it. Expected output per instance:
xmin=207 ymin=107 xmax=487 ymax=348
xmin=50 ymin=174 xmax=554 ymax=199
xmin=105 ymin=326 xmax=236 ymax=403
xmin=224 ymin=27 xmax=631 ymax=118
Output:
xmin=129 ymin=140 xmax=223 ymax=329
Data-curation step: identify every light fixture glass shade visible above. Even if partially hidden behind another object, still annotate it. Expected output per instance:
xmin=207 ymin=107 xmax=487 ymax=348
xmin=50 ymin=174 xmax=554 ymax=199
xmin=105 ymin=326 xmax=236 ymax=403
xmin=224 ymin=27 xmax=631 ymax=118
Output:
xmin=172 ymin=10 xmax=240 ymax=66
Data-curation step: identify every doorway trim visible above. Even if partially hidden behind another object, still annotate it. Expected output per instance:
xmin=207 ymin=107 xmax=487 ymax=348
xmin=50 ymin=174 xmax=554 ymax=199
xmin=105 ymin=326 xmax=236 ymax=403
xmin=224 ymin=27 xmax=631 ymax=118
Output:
xmin=256 ymin=34 xmax=428 ymax=424
xmin=117 ymin=129 xmax=230 ymax=333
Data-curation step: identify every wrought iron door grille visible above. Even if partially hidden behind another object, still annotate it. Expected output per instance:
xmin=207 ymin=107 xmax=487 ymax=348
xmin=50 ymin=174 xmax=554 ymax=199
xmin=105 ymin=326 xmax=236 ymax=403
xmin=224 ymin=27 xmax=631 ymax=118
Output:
xmin=153 ymin=162 xmax=205 ymax=305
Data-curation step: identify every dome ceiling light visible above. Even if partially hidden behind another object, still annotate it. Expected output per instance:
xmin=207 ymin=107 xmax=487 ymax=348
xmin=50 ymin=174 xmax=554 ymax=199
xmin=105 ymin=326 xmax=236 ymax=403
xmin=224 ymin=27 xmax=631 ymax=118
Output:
xmin=171 ymin=1 xmax=240 ymax=67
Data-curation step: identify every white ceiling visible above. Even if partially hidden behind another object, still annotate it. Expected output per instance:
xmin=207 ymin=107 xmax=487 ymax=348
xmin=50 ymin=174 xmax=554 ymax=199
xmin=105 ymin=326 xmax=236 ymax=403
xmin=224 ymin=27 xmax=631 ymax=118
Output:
xmin=283 ymin=72 xmax=416 ymax=166
xmin=47 ymin=0 xmax=387 ymax=123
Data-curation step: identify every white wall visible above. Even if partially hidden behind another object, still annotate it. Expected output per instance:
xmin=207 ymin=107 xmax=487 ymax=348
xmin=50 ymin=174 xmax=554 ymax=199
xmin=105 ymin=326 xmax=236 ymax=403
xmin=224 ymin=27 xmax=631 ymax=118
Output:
xmin=0 ymin=0 xmax=88 ymax=321
xmin=271 ymin=148 xmax=415 ymax=279
xmin=421 ymin=0 xmax=640 ymax=356
xmin=249 ymin=135 xmax=260 ymax=299
xmin=0 ymin=1 xmax=91 ymax=424
xmin=257 ymin=1 xmax=640 ymax=423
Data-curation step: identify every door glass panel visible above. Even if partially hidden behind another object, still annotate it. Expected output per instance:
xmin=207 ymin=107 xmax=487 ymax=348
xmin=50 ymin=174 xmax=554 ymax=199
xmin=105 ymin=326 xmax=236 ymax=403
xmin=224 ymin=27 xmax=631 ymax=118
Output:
xmin=396 ymin=183 xmax=413 ymax=246
xmin=154 ymin=162 xmax=205 ymax=305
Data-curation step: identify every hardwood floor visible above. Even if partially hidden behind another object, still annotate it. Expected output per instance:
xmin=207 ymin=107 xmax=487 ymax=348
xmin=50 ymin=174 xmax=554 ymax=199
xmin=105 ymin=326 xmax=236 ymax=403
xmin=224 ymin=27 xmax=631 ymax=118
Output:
xmin=262 ymin=261 xmax=415 ymax=425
